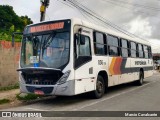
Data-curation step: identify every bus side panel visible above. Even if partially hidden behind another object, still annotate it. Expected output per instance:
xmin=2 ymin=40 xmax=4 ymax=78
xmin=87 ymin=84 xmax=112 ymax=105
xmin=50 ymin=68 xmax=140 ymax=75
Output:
xmin=144 ymin=58 xmax=154 ymax=78
xmin=108 ymin=57 xmax=119 ymax=86
xmin=119 ymin=58 xmax=132 ymax=84
xmin=130 ymin=58 xmax=139 ymax=81
xmin=74 ymin=61 xmax=95 ymax=94
xmin=130 ymin=58 xmax=153 ymax=80
xmin=74 ymin=56 xmax=109 ymax=94
xmin=91 ymin=56 xmax=109 ymax=87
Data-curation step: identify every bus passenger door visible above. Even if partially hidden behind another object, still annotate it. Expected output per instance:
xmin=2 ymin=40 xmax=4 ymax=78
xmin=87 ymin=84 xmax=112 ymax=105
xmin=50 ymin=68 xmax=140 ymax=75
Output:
xmin=74 ymin=26 xmax=95 ymax=94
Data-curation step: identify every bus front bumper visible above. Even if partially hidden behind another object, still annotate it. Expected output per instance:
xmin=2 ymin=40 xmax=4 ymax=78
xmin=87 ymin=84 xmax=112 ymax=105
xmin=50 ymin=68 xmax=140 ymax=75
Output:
xmin=19 ymin=80 xmax=75 ymax=96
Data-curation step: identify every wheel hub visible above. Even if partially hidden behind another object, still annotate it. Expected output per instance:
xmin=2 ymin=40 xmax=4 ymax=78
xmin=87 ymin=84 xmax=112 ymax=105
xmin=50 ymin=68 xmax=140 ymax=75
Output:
xmin=97 ymin=81 xmax=103 ymax=93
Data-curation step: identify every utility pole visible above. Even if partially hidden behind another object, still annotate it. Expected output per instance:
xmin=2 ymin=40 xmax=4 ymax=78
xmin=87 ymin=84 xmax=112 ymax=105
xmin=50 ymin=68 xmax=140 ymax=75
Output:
xmin=40 ymin=0 xmax=50 ymax=22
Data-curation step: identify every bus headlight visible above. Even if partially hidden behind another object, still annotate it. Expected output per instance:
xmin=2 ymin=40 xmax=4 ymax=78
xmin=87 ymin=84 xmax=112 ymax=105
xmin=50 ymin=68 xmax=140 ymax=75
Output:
xmin=57 ymin=70 xmax=71 ymax=85
xmin=20 ymin=74 xmax=25 ymax=84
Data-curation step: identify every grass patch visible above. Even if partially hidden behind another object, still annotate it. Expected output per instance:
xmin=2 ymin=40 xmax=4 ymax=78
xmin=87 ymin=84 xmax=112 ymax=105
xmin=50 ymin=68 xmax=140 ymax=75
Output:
xmin=16 ymin=93 xmax=42 ymax=101
xmin=0 ymin=99 xmax=10 ymax=105
xmin=0 ymin=83 xmax=19 ymax=91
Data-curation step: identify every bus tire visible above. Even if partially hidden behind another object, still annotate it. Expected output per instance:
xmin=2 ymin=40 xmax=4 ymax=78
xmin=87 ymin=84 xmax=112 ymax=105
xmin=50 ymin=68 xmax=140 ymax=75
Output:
xmin=136 ymin=71 xmax=144 ymax=86
xmin=91 ymin=75 xmax=105 ymax=99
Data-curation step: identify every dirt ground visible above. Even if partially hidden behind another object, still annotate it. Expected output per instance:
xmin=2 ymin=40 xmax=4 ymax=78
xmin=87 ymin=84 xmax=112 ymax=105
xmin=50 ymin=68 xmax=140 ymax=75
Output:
xmin=0 ymin=89 xmax=22 ymax=109
xmin=0 ymin=89 xmax=53 ymax=109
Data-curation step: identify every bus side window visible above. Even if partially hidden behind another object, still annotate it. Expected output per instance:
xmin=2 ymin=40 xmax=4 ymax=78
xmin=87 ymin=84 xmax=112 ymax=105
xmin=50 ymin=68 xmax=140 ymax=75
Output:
xmin=130 ymin=42 xmax=137 ymax=58
xmin=93 ymin=32 xmax=106 ymax=55
xmin=121 ymin=39 xmax=129 ymax=58
xmin=148 ymin=46 xmax=152 ymax=59
xmin=138 ymin=44 xmax=144 ymax=58
xmin=107 ymin=35 xmax=119 ymax=56
xmin=143 ymin=45 xmax=149 ymax=59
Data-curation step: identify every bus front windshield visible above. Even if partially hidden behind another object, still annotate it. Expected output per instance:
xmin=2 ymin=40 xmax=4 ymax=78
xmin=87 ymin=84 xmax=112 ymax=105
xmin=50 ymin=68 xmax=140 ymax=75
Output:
xmin=21 ymin=32 xmax=70 ymax=69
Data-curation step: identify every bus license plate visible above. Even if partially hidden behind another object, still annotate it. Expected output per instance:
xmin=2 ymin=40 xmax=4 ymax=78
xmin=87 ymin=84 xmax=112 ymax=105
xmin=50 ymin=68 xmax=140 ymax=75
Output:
xmin=34 ymin=90 xmax=44 ymax=95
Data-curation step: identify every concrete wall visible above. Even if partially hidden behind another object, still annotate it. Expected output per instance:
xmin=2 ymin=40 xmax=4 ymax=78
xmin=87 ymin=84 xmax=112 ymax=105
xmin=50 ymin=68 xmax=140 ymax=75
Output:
xmin=0 ymin=41 xmax=21 ymax=87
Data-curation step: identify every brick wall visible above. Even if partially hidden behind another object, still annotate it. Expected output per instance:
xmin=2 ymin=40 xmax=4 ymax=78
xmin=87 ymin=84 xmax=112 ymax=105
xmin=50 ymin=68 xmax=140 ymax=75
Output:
xmin=0 ymin=41 xmax=21 ymax=87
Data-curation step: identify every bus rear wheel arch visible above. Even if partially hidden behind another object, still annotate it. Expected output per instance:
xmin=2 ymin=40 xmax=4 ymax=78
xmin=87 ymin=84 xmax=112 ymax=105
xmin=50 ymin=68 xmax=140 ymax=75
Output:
xmin=98 ymin=71 xmax=108 ymax=93
xmin=91 ymin=71 xmax=108 ymax=99
xmin=90 ymin=75 xmax=105 ymax=99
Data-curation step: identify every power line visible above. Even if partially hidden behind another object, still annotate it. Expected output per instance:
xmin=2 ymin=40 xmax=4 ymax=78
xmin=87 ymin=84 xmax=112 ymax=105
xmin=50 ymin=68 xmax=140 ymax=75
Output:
xmin=102 ymin=0 xmax=159 ymax=19
xmin=65 ymin=0 xmax=150 ymax=42
xmin=104 ymin=0 xmax=160 ymax=12
xmin=67 ymin=0 xmax=135 ymax=37
xmin=58 ymin=0 xmax=77 ymax=10
xmin=58 ymin=0 xmax=160 ymax=50
xmin=59 ymin=0 xmax=96 ymax=23
xmin=66 ymin=0 xmax=110 ymax=27
xmin=72 ymin=0 xmax=147 ymax=40
xmin=58 ymin=0 xmax=95 ymax=22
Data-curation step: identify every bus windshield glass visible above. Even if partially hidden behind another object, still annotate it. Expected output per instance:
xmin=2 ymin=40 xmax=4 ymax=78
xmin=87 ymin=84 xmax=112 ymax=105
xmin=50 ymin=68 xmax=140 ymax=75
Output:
xmin=21 ymin=32 xmax=70 ymax=69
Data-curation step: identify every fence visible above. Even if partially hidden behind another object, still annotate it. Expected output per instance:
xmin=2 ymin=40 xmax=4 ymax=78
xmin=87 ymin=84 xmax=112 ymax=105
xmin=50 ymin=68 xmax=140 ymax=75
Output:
xmin=0 ymin=40 xmax=21 ymax=87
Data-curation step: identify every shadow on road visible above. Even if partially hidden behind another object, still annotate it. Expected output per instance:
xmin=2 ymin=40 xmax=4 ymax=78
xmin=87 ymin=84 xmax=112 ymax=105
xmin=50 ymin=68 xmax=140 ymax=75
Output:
xmin=22 ymin=81 xmax=151 ymax=107
xmin=107 ymin=81 xmax=150 ymax=94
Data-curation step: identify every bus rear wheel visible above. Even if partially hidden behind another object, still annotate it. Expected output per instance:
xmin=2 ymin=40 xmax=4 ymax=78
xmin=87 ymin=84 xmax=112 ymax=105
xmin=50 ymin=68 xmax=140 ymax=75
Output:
xmin=136 ymin=71 xmax=144 ymax=86
xmin=91 ymin=75 xmax=105 ymax=99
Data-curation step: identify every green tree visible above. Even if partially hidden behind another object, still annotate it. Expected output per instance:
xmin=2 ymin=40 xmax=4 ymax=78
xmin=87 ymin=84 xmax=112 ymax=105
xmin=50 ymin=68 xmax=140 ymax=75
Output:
xmin=0 ymin=5 xmax=33 ymax=41
xmin=9 ymin=25 xmax=15 ymax=33
xmin=21 ymin=16 xmax=33 ymax=26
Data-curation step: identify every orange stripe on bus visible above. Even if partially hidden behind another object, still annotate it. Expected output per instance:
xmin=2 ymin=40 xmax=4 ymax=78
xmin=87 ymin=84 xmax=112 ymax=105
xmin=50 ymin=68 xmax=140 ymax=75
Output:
xmin=113 ymin=57 xmax=122 ymax=75
xmin=109 ymin=57 xmax=123 ymax=75
xmin=109 ymin=57 xmax=116 ymax=75
xmin=113 ymin=58 xmax=119 ymax=74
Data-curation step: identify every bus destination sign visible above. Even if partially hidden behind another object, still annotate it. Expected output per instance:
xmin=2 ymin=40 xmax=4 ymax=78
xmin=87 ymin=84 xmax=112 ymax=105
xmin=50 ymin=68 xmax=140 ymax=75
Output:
xmin=30 ymin=22 xmax=64 ymax=33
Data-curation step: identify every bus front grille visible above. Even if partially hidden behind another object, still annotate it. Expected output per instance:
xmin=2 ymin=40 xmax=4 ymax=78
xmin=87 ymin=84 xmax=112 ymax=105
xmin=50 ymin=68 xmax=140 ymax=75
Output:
xmin=29 ymin=80 xmax=56 ymax=85
xmin=21 ymin=72 xmax=63 ymax=85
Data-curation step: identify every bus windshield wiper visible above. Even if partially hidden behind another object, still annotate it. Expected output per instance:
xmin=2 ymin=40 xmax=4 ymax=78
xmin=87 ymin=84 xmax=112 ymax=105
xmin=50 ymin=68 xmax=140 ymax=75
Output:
xmin=43 ymin=32 xmax=57 ymax=49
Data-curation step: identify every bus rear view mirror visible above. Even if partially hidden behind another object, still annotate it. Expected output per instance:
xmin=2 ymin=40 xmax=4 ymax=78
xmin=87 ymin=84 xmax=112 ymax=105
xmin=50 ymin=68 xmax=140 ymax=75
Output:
xmin=12 ymin=32 xmax=23 ymax=47
xmin=74 ymin=33 xmax=85 ymax=45
xmin=80 ymin=35 xmax=85 ymax=45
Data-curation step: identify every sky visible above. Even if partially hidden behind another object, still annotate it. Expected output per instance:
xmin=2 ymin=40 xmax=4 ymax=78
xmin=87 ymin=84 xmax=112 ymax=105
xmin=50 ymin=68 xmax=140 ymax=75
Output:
xmin=0 ymin=0 xmax=160 ymax=53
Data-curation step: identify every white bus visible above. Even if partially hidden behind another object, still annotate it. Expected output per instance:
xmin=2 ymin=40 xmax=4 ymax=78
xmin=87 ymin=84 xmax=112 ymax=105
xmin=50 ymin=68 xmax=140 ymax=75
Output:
xmin=14 ymin=18 xmax=153 ymax=98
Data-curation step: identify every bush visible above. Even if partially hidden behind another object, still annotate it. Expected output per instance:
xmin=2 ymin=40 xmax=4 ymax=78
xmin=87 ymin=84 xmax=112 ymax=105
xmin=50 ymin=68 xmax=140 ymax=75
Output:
xmin=0 ymin=99 xmax=10 ymax=104
xmin=16 ymin=93 xmax=41 ymax=101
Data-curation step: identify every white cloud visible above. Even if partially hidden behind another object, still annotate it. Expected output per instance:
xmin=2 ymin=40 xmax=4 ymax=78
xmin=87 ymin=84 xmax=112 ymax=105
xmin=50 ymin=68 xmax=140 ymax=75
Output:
xmin=1 ymin=0 xmax=160 ymax=52
xmin=149 ymin=39 xmax=160 ymax=53
xmin=127 ymin=16 xmax=152 ymax=38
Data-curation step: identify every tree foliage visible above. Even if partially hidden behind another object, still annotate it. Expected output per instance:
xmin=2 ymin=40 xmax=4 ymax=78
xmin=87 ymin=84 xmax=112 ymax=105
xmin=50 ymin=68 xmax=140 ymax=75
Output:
xmin=0 ymin=5 xmax=33 ymax=42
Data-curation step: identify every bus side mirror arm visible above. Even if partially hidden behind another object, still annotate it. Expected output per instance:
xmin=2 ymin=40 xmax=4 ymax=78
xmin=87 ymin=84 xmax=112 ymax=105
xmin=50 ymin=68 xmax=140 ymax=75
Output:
xmin=74 ymin=34 xmax=79 ymax=59
xmin=12 ymin=32 xmax=23 ymax=47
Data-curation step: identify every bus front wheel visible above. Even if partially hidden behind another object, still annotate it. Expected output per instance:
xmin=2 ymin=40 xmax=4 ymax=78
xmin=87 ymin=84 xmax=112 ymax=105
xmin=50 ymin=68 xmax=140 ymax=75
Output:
xmin=91 ymin=75 xmax=105 ymax=99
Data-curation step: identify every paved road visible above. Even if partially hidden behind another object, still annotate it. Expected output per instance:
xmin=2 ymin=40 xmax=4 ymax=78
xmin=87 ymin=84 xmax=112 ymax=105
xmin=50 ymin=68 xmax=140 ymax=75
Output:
xmin=1 ymin=72 xmax=160 ymax=120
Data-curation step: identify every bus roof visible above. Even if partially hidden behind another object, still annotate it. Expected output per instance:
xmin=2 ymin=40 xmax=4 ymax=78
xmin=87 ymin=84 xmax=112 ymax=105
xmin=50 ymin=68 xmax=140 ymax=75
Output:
xmin=71 ymin=18 xmax=150 ymax=46
xmin=26 ymin=18 xmax=150 ymax=46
